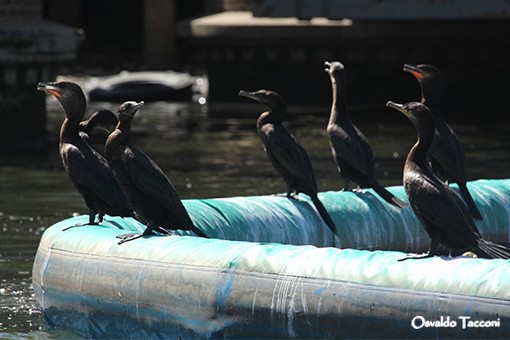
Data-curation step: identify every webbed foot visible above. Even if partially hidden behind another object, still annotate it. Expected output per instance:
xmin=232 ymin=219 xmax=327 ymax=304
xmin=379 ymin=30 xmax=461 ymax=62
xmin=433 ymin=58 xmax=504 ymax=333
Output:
xmin=397 ymin=252 xmax=435 ymax=261
xmin=116 ymin=229 xmax=158 ymax=244
xmin=116 ymin=223 xmax=160 ymax=244
xmin=63 ymin=221 xmax=100 ymax=231
xmin=116 ymin=232 xmax=147 ymax=244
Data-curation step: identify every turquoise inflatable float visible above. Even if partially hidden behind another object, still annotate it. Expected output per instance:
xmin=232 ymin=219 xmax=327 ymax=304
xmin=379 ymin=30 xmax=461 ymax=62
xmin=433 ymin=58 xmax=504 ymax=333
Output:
xmin=33 ymin=179 xmax=510 ymax=338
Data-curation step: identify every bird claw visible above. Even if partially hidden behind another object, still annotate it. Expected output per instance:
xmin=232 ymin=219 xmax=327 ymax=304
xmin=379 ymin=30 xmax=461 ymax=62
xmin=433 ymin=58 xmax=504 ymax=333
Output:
xmin=272 ymin=193 xmax=297 ymax=200
xmin=63 ymin=221 xmax=99 ymax=231
xmin=116 ymin=229 xmax=159 ymax=244
xmin=397 ymin=252 xmax=435 ymax=261
xmin=116 ymin=233 xmax=145 ymax=244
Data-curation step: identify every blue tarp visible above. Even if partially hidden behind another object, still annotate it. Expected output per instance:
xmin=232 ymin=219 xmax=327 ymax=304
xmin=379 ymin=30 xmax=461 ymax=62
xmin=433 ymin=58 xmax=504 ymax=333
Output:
xmin=33 ymin=179 xmax=510 ymax=338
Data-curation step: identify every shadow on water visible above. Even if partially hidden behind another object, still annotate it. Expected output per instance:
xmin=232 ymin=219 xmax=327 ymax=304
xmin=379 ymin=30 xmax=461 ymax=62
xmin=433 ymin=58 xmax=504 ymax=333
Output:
xmin=0 ymin=98 xmax=509 ymax=337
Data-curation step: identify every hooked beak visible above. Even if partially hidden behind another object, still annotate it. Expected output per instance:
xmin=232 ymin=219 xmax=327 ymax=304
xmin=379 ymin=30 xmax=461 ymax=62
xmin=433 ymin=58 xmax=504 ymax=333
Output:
xmin=386 ymin=101 xmax=410 ymax=118
xmin=37 ymin=82 xmax=63 ymax=97
xmin=128 ymin=101 xmax=144 ymax=117
xmin=132 ymin=101 xmax=144 ymax=110
xmin=238 ymin=90 xmax=260 ymax=102
xmin=403 ymin=64 xmax=425 ymax=80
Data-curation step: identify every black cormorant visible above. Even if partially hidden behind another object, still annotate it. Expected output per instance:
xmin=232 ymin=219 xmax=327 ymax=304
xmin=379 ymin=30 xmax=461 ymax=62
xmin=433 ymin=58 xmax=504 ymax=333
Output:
xmin=386 ymin=100 xmax=509 ymax=260
xmin=105 ymin=101 xmax=208 ymax=243
xmin=239 ymin=89 xmax=338 ymax=235
xmin=37 ymin=81 xmax=135 ymax=226
xmin=404 ymin=64 xmax=482 ymax=220
xmin=325 ymin=61 xmax=406 ymax=208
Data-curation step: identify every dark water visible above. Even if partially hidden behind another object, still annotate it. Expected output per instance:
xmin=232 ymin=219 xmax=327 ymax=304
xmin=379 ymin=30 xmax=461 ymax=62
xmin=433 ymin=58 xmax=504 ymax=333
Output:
xmin=0 ymin=97 xmax=509 ymax=338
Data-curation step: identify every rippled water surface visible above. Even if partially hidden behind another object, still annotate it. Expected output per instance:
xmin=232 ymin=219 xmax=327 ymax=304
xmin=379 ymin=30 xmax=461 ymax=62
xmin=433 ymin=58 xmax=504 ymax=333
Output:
xmin=1 ymin=98 xmax=509 ymax=338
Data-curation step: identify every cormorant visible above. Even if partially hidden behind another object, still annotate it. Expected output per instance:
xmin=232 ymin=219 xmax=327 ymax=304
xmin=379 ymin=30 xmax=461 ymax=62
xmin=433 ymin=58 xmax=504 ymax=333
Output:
xmin=105 ymin=101 xmax=208 ymax=243
xmin=37 ymin=81 xmax=135 ymax=226
xmin=239 ymin=89 xmax=338 ymax=235
xmin=404 ymin=64 xmax=482 ymax=220
xmin=325 ymin=61 xmax=406 ymax=208
xmin=386 ymin=100 xmax=510 ymax=260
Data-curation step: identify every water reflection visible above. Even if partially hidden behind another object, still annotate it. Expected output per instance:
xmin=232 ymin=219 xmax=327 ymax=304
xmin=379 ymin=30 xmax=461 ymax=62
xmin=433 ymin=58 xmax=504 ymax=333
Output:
xmin=0 ymin=99 xmax=509 ymax=337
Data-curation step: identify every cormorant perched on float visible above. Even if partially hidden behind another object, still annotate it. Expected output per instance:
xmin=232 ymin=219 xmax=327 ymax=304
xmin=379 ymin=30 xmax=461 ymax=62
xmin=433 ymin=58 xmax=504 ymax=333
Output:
xmin=324 ymin=61 xmax=406 ymax=208
xmin=239 ymin=89 xmax=338 ymax=235
xmin=37 ymin=81 xmax=135 ymax=226
xmin=105 ymin=101 xmax=208 ymax=243
xmin=404 ymin=64 xmax=482 ymax=220
xmin=386 ymin=100 xmax=510 ymax=260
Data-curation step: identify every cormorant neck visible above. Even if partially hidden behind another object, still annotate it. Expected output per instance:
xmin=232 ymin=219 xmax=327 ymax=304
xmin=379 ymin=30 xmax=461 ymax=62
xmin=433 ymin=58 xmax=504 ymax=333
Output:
xmin=106 ymin=119 xmax=132 ymax=151
xmin=60 ymin=117 xmax=80 ymax=139
xmin=257 ymin=111 xmax=281 ymax=127
xmin=419 ymin=80 xmax=442 ymax=111
xmin=421 ymin=97 xmax=439 ymax=111
xmin=269 ymin=100 xmax=287 ymax=121
xmin=117 ymin=119 xmax=133 ymax=135
xmin=58 ymin=90 xmax=86 ymax=124
xmin=407 ymin=120 xmax=435 ymax=167
xmin=258 ymin=98 xmax=287 ymax=125
xmin=328 ymin=75 xmax=347 ymax=125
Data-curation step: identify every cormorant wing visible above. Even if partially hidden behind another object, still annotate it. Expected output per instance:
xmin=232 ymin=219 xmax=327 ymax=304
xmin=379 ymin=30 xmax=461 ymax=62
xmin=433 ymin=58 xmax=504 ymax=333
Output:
xmin=122 ymin=146 xmax=184 ymax=209
xmin=328 ymin=124 xmax=370 ymax=176
xmin=63 ymin=142 xmax=131 ymax=212
xmin=430 ymin=123 xmax=467 ymax=182
xmin=408 ymin=171 xmax=478 ymax=248
xmin=445 ymin=184 xmax=481 ymax=235
xmin=263 ymin=124 xmax=317 ymax=189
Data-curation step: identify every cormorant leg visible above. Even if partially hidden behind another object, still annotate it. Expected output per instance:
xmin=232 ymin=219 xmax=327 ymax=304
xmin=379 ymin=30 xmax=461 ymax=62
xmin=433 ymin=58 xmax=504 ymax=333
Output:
xmin=398 ymin=238 xmax=440 ymax=261
xmin=273 ymin=186 xmax=297 ymax=199
xmin=97 ymin=211 xmax=105 ymax=224
xmin=63 ymin=209 xmax=99 ymax=231
xmin=284 ymin=186 xmax=299 ymax=199
xmin=342 ymin=177 xmax=350 ymax=191
xmin=117 ymin=220 xmax=158 ymax=244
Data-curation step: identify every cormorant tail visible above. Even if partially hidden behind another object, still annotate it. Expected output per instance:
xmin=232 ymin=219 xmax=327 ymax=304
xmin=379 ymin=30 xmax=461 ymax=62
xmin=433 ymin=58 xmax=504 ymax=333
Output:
xmin=371 ymin=181 xmax=408 ymax=208
xmin=310 ymin=195 xmax=337 ymax=234
xmin=458 ymin=182 xmax=483 ymax=221
xmin=476 ymin=239 xmax=510 ymax=259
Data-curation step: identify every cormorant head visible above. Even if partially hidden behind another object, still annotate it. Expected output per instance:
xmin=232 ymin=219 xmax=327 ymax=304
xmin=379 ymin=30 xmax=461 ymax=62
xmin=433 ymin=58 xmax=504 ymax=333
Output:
xmin=238 ymin=90 xmax=287 ymax=119
xmin=324 ymin=61 xmax=345 ymax=76
xmin=117 ymin=101 xmax=144 ymax=124
xmin=386 ymin=101 xmax=434 ymax=132
xmin=403 ymin=64 xmax=445 ymax=104
xmin=324 ymin=61 xmax=347 ymax=102
xmin=37 ymin=81 xmax=86 ymax=120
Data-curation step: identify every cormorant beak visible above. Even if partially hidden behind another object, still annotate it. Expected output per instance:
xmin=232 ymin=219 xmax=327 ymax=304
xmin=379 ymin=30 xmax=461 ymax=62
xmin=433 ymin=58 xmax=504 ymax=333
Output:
xmin=386 ymin=101 xmax=410 ymax=118
xmin=238 ymin=90 xmax=261 ymax=103
xmin=128 ymin=101 xmax=144 ymax=117
xmin=37 ymin=82 xmax=63 ymax=98
xmin=403 ymin=64 xmax=425 ymax=80
xmin=133 ymin=101 xmax=144 ymax=110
